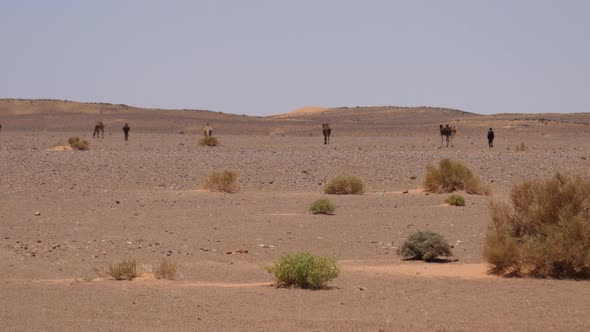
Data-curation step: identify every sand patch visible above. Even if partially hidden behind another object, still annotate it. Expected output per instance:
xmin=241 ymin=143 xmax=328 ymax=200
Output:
xmin=341 ymin=261 xmax=494 ymax=280
xmin=47 ymin=145 xmax=73 ymax=151
xmin=266 ymin=213 xmax=306 ymax=216
xmin=272 ymin=106 xmax=330 ymax=118
xmin=12 ymin=277 xmax=272 ymax=288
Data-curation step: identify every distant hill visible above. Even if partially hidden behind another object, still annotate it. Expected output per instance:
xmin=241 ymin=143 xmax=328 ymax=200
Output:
xmin=1 ymin=99 xmax=588 ymax=136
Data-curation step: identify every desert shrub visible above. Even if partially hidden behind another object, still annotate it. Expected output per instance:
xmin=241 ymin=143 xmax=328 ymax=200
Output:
xmin=484 ymin=173 xmax=590 ymax=279
xmin=107 ymin=258 xmax=141 ymax=280
xmin=324 ymin=175 xmax=365 ymax=195
xmin=398 ymin=230 xmax=452 ymax=262
xmin=204 ymin=170 xmax=238 ymax=193
xmin=515 ymin=142 xmax=527 ymax=152
xmin=153 ymin=259 xmax=177 ymax=280
xmin=445 ymin=194 xmax=466 ymax=207
xmin=265 ymin=252 xmax=340 ymax=289
xmin=68 ymin=137 xmax=90 ymax=151
xmin=423 ymin=158 xmax=489 ymax=195
xmin=309 ymin=198 xmax=336 ymax=215
xmin=198 ymin=136 xmax=219 ymax=147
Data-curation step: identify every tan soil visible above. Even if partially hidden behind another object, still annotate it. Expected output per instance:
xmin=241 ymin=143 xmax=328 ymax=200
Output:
xmin=2 ymin=100 xmax=590 ymax=330
xmin=46 ymin=145 xmax=73 ymax=151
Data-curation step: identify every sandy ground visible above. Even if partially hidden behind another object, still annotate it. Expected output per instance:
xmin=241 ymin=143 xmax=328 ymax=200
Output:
xmin=2 ymin=126 xmax=590 ymax=330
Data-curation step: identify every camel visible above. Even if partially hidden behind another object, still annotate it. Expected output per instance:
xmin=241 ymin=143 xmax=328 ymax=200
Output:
xmin=93 ymin=122 xmax=105 ymax=139
xmin=203 ymin=123 xmax=213 ymax=137
xmin=439 ymin=124 xmax=455 ymax=147
xmin=322 ymin=123 xmax=331 ymax=145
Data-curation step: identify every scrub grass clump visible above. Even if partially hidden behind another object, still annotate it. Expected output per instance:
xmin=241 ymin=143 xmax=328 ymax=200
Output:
xmin=107 ymin=258 xmax=141 ymax=280
xmin=398 ymin=231 xmax=452 ymax=262
xmin=68 ymin=137 xmax=90 ymax=150
xmin=484 ymin=174 xmax=590 ymax=279
xmin=265 ymin=252 xmax=340 ymax=289
xmin=324 ymin=175 xmax=365 ymax=195
xmin=445 ymin=194 xmax=466 ymax=206
xmin=204 ymin=170 xmax=238 ymax=193
xmin=198 ymin=136 xmax=219 ymax=146
xmin=424 ymin=159 xmax=489 ymax=195
xmin=309 ymin=198 xmax=336 ymax=215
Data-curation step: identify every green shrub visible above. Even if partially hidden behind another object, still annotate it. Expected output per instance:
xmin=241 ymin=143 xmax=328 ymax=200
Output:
xmin=309 ymin=198 xmax=336 ymax=215
xmin=68 ymin=137 xmax=90 ymax=151
xmin=265 ymin=252 xmax=340 ymax=289
xmin=107 ymin=258 xmax=141 ymax=280
xmin=199 ymin=136 xmax=220 ymax=146
xmin=484 ymin=173 xmax=590 ymax=278
xmin=204 ymin=170 xmax=238 ymax=193
xmin=153 ymin=259 xmax=177 ymax=280
xmin=445 ymin=194 xmax=466 ymax=207
xmin=398 ymin=230 xmax=452 ymax=262
xmin=423 ymin=158 xmax=489 ymax=195
xmin=324 ymin=175 xmax=365 ymax=195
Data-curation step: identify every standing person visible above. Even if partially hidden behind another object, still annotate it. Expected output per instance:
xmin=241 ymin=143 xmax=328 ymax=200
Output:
xmin=487 ymin=128 xmax=495 ymax=148
xmin=203 ymin=123 xmax=213 ymax=137
xmin=123 ymin=123 xmax=130 ymax=141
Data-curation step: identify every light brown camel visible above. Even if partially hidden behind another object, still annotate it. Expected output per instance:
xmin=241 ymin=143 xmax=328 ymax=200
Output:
xmin=203 ymin=123 xmax=213 ymax=137
xmin=439 ymin=124 xmax=455 ymax=147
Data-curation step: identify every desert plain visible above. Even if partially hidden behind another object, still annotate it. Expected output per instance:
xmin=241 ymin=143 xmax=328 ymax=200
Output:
xmin=1 ymin=99 xmax=590 ymax=331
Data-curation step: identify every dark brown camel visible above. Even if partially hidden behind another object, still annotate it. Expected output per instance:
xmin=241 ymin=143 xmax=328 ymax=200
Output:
xmin=322 ymin=123 xmax=331 ymax=145
xmin=93 ymin=122 xmax=105 ymax=139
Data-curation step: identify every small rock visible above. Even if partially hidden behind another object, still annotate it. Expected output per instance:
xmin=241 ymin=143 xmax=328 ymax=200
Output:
xmin=34 ymin=211 xmax=41 ymax=216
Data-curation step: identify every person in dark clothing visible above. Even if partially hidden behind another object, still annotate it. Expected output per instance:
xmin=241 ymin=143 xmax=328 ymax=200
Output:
xmin=123 ymin=123 xmax=130 ymax=141
xmin=487 ymin=128 xmax=495 ymax=148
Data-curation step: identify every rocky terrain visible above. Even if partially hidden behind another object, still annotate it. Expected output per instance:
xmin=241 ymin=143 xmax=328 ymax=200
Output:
xmin=1 ymin=99 xmax=590 ymax=331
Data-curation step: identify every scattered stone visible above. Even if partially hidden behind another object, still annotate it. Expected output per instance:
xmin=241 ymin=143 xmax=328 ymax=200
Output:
xmin=402 ymin=190 xmax=409 ymax=194
xmin=225 ymin=249 xmax=248 ymax=255
xmin=34 ymin=211 xmax=41 ymax=216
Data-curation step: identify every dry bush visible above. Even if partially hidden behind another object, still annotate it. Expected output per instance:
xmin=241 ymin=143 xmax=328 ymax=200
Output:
xmin=198 ymin=136 xmax=220 ymax=146
xmin=107 ymin=258 xmax=141 ymax=280
xmin=398 ymin=230 xmax=452 ymax=262
xmin=153 ymin=259 xmax=177 ymax=280
xmin=515 ymin=142 xmax=527 ymax=152
xmin=265 ymin=252 xmax=340 ymax=289
xmin=484 ymin=174 xmax=590 ymax=278
xmin=309 ymin=198 xmax=336 ymax=215
xmin=68 ymin=137 xmax=90 ymax=151
xmin=445 ymin=194 xmax=466 ymax=207
xmin=423 ymin=158 xmax=489 ymax=195
xmin=204 ymin=170 xmax=238 ymax=193
xmin=324 ymin=175 xmax=365 ymax=195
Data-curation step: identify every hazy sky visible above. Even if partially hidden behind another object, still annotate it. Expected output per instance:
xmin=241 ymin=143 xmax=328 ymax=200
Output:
xmin=1 ymin=1 xmax=589 ymax=115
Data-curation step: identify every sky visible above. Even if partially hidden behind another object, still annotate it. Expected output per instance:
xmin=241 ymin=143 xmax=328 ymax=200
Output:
xmin=1 ymin=0 xmax=589 ymax=116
